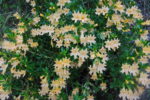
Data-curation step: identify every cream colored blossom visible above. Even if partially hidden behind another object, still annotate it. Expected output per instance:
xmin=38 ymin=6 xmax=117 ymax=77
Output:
xmin=30 ymin=0 xmax=36 ymax=7
xmin=49 ymin=87 xmax=61 ymax=96
xmin=140 ymin=30 xmax=149 ymax=40
xmin=121 ymin=63 xmax=139 ymax=76
xmin=100 ymin=82 xmax=107 ymax=91
xmin=106 ymin=18 xmax=113 ymax=27
xmin=80 ymin=35 xmax=89 ymax=46
xmin=0 ymin=58 xmax=5 ymax=66
xmin=13 ymin=95 xmax=21 ymax=100
xmin=114 ymin=1 xmax=124 ymax=13
xmin=31 ymin=29 xmax=41 ymax=37
xmin=40 ymin=25 xmax=54 ymax=36
xmin=17 ymin=27 xmax=26 ymax=34
xmin=138 ymin=56 xmax=149 ymax=64
xmin=138 ymin=72 xmax=150 ymax=88
xmin=1 ymin=64 xmax=8 ymax=74
xmin=0 ymin=85 xmax=10 ymax=100
xmin=135 ymin=39 xmax=144 ymax=47
xmin=16 ymin=35 xmax=23 ymax=44
xmin=78 ymin=49 xmax=88 ymax=60
xmin=89 ymin=65 xmax=97 ymax=75
xmin=47 ymin=12 xmax=61 ymax=25
xmin=9 ymin=57 xmax=20 ymax=67
xmin=57 ymin=0 xmax=70 ymax=8
xmin=105 ymin=39 xmax=120 ymax=51
xmin=70 ymin=47 xmax=79 ymax=59
xmin=72 ymin=88 xmax=79 ymax=95
xmin=143 ymin=46 xmax=150 ymax=54
xmin=91 ymin=73 xmax=98 ymax=80
xmin=111 ymin=14 xmax=122 ymax=24
xmin=55 ymin=68 xmax=70 ymax=79
xmin=28 ymin=39 xmax=38 ymax=48
xmin=87 ymin=35 xmax=96 ymax=45
xmin=89 ymin=61 xmax=106 ymax=75
xmin=96 ymin=62 xmax=106 ymax=73
xmin=87 ymin=95 xmax=94 ymax=100
xmin=142 ymin=20 xmax=150 ymax=26
xmin=99 ymin=47 xmax=107 ymax=54
xmin=13 ymin=12 xmax=21 ymax=19
xmin=121 ymin=63 xmax=130 ymax=75
xmin=146 ymin=67 xmax=150 ymax=73
xmin=33 ymin=17 xmax=40 ymax=24
xmin=56 ymin=40 xmax=63 ymax=48
xmin=54 ymin=59 xmax=64 ymax=69
xmin=119 ymin=88 xmax=141 ymax=100
xmin=62 ymin=58 xmax=71 ymax=67
xmin=39 ymin=76 xmax=49 ymax=96
xmin=72 ymin=12 xmax=89 ymax=23
xmin=95 ymin=6 xmax=109 ymax=15
xmin=126 ymin=6 xmax=143 ymax=19
xmin=51 ymin=78 xmax=66 ymax=89
xmin=11 ymin=67 xmax=26 ymax=79
xmin=129 ymin=63 xmax=139 ymax=76
xmin=1 ymin=40 xmax=17 ymax=51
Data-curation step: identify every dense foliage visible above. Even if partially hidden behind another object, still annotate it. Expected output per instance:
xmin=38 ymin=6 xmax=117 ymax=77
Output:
xmin=0 ymin=0 xmax=150 ymax=100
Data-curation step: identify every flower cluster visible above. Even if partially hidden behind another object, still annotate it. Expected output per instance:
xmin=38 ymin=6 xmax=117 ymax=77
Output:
xmin=0 ymin=0 xmax=150 ymax=100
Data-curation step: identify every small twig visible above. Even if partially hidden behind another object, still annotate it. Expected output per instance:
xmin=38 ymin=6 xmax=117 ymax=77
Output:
xmin=0 ymin=15 xmax=12 ymax=38
xmin=0 ymin=11 xmax=14 ymax=15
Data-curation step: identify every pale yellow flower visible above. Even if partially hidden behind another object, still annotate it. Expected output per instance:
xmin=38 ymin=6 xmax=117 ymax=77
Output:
xmin=143 ymin=46 xmax=150 ymax=54
xmin=72 ymin=88 xmax=79 ymax=95
xmin=33 ymin=16 xmax=40 ymax=24
xmin=72 ymin=12 xmax=88 ymax=23
xmin=129 ymin=63 xmax=139 ymax=76
xmin=13 ymin=12 xmax=21 ymax=19
xmin=140 ymin=30 xmax=149 ymax=40
xmin=62 ymin=58 xmax=71 ymax=67
xmin=11 ymin=67 xmax=26 ymax=79
xmin=16 ymin=35 xmax=23 ymax=44
xmin=138 ymin=56 xmax=149 ymax=64
xmin=138 ymin=72 xmax=150 ymax=88
xmin=87 ymin=35 xmax=96 ymax=45
xmin=142 ymin=20 xmax=150 ymax=26
xmin=114 ymin=1 xmax=124 ymax=13
xmin=105 ymin=38 xmax=120 ymax=51
xmin=80 ymin=35 xmax=89 ymax=46
xmin=89 ymin=65 xmax=97 ymax=75
xmin=54 ymin=59 xmax=64 ymax=68
xmin=56 ymin=40 xmax=63 ymax=48
xmin=111 ymin=14 xmax=122 ymax=24
xmin=87 ymin=95 xmax=94 ymax=100
xmin=121 ymin=63 xmax=130 ymax=75
xmin=91 ymin=73 xmax=98 ymax=80
xmin=51 ymin=78 xmax=66 ymax=89
xmin=28 ymin=39 xmax=38 ymax=48
xmin=79 ymin=49 xmax=88 ymax=60
xmin=55 ymin=68 xmax=70 ymax=79
xmin=57 ymin=0 xmax=70 ymax=8
xmin=100 ymin=82 xmax=107 ymax=91
xmin=0 ymin=85 xmax=10 ymax=100
xmin=39 ymin=76 xmax=49 ymax=96
xmin=49 ymin=87 xmax=61 ymax=95
xmin=0 ymin=58 xmax=5 ymax=66
xmin=1 ymin=40 xmax=17 ymax=51
xmin=40 ymin=25 xmax=54 ymax=36
xmin=30 ymin=0 xmax=36 ymax=7
xmin=95 ymin=6 xmax=109 ymax=15
xmin=70 ymin=47 xmax=79 ymax=59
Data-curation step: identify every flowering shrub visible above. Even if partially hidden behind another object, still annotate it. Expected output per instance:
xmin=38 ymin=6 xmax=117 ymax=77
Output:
xmin=0 ymin=0 xmax=150 ymax=100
